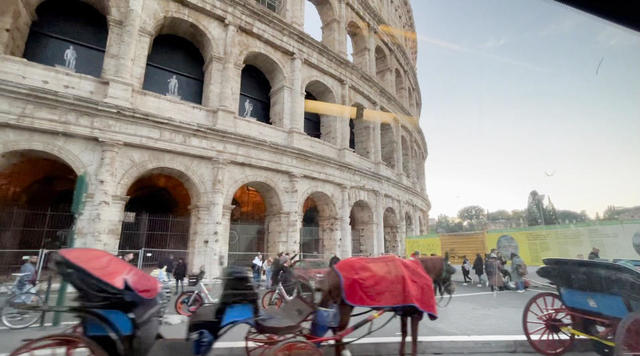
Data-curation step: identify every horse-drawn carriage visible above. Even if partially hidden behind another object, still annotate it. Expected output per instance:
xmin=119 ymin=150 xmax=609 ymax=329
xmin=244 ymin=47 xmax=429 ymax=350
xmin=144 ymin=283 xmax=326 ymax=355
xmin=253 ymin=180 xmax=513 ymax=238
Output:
xmin=9 ymin=249 xmax=454 ymax=356
xmin=522 ymin=258 xmax=640 ymax=356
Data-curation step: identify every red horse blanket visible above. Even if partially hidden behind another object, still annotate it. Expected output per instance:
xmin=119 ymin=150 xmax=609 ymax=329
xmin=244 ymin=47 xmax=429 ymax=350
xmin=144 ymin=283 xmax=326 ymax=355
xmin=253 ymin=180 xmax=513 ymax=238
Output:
xmin=334 ymin=255 xmax=437 ymax=318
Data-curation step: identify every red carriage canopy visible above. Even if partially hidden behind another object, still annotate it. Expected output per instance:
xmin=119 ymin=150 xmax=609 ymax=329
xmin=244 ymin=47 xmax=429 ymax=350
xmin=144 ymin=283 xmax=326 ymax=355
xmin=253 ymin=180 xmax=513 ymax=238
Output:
xmin=58 ymin=248 xmax=161 ymax=299
xmin=334 ymin=255 xmax=438 ymax=318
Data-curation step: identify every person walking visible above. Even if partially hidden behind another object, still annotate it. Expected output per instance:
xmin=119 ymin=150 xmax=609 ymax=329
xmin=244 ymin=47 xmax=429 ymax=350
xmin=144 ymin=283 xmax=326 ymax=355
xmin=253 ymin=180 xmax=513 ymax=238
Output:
xmin=159 ymin=254 xmax=175 ymax=282
xmin=252 ymin=253 xmax=263 ymax=286
xmin=485 ymin=249 xmax=504 ymax=292
xmin=511 ymin=252 xmax=527 ymax=293
xmin=588 ymin=247 xmax=600 ymax=260
xmin=472 ymin=253 xmax=484 ymax=287
xmin=461 ymin=255 xmax=471 ymax=285
xmin=264 ymin=258 xmax=273 ymax=290
xmin=173 ymin=258 xmax=187 ymax=295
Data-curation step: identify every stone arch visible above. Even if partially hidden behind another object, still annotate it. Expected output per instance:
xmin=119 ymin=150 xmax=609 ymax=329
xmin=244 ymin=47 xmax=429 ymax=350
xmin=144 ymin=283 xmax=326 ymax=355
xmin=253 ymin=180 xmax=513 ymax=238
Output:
xmin=405 ymin=211 xmax=413 ymax=237
xmin=224 ymin=176 xmax=285 ymax=215
xmin=305 ymin=0 xmax=338 ymax=50
xmin=351 ymin=102 xmax=372 ymax=159
xmin=21 ymin=0 xmax=110 ymax=77
xmin=380 ymin=122 xmax=395 ymax=168
xmin=148 ymin=15 xmax=217 ymax=63
xmin=0 ymin=142 xmax=87 ymax=178
xmin=303 ymin=79 xmax=338 ymax=144
xmin=383 ymin=207 xmax=399 ymax=254
xmin=238 ymin=51 xmax=287 ymax=127
xmin=350 ymin=200 xmax=374 ymax=256
xmin=227 ymin=179 xmax=284 ymax=264
xmin=346 ymin=20 xmax=367 ymax=68
xmin=0 ymin=149 xmax=80 ymax=250
xmin=299 ymin=190 xmax=338 ymax=258
xmin=22 ymin=0 xmax=117 ymax=19
xmin=419 ymin=214 xmax=426 ymax=235
xmin=375 ymin=45 xmax=389 ymax=84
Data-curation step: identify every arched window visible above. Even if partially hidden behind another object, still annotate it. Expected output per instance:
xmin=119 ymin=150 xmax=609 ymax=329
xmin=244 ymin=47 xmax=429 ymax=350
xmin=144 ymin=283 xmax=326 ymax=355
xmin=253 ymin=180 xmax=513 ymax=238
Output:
xmin=304 ymin=1 xmax=323 ymax=42
xmin=142 ymin=34 xmax=204 ymax=105
xmin=380 ymin=123 xmax=395 ymax=168
xmin=304 ymin=92 xmax=321 ymax=139
xmin=346 ymin=21 xmax=367 ymax=68
xmin=23 ymin=0 xmax=108 ymax=77
xmin=375 ymin=46 xmax=388 ymax=84
xmin=239 ymin=65 xmax=272 ymax=124
xmin=402 ymin=135 xmax=410 ymax=176
xmin=349 ymin=119 xmax=356 ymax=149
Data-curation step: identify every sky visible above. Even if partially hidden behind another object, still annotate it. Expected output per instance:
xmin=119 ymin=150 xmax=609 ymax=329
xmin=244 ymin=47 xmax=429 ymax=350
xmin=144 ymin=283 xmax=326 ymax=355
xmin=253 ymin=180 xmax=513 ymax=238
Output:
xmin=305 ymin=1 xmax=640 ymax=219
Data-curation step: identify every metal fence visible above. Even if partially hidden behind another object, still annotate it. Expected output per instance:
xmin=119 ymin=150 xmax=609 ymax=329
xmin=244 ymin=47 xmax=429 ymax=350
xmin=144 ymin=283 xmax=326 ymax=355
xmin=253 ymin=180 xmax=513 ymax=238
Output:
xmin=0 ymin=207 xmax=74 ymax=250
xmin=118 ymin=212 xmax=190 ymax=251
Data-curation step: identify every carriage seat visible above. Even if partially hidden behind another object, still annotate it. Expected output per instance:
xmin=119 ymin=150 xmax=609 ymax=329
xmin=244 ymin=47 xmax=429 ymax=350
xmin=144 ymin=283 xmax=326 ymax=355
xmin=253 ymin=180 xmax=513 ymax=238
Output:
xmin=255 ymin=297 xmax=314 ymax=335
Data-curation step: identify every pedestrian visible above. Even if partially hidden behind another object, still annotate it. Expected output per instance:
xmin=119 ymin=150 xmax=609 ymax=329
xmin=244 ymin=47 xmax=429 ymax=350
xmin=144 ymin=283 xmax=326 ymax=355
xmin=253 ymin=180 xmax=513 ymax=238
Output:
xmin=123 ymin=252 xmax=136 ymax=265
xmin=17 ymin=256 xmax=38 ymax=292
xmin=264 ymin=258 xmax=273 ymax=289
xmin=151 ymin=263 xmax=168 ymax=283
xmin=461 ymin=255 xmax=471 ymax=285
xmin=588 ymin=247 xmax=600 ymax=260
xmin=271 ymin=252 xmax=283 ymax=288
xmin=472 ymin=253 xmax=484 ymax=287
xmin=511 ymin=252 xmax=527 ymax=293
xmin=159 ymin=254 xmax=175 ymax=282
xmin=173 ymin=258 xmax=187 ymax=295
xmin=252 ymin=253 xmax=263 ymax=286
xmin=485 ymin=249 xmax=504 ymax=292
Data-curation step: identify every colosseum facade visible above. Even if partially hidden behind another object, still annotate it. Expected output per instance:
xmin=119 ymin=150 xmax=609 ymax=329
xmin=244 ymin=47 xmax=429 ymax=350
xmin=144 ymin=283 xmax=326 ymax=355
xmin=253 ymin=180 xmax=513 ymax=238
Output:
xmin=0 ymin=0 xmax=429 ymax=277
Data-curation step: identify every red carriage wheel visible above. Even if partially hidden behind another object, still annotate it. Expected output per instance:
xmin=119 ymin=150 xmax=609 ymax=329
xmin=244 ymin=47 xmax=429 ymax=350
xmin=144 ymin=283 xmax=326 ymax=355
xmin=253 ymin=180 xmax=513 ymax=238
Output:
xmin=261 ymin=290 xmax=282 ymax=310
xmin=175 ymin=291 xmax=203 ymax=316
xmin=9 ymin=334 xmax=108 ymax=356
xmin=615 ymin=312 xmax=640 ymax=356
xmin=264 ymin=340 xmax=322 ymax=356
xmin=522 ymin=292 xmax=575 ymax=356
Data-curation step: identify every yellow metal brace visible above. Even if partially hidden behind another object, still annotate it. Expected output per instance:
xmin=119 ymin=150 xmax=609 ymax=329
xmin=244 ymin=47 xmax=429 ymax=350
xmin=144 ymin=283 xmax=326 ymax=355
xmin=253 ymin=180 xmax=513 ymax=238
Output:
xmin=560 ymin=326 xmax=615 ymax=347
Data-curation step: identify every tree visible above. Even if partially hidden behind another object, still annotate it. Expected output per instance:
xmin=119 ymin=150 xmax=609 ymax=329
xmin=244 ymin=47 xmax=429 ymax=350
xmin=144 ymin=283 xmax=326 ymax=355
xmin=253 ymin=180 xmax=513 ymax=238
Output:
xmin=526 ymin=190 xmax=545 ymax=226
xmin=488 ymin=210 xmax=511 ymax=221
xmin=544 ymin=197 xmax=558 ymax=225
xmin=603 ymin=206 xmax=619 ymax=220
xmin=435 ymin=214 xmax=463 ymax=233
xmin=457 ymin=205 xmax=487 ymax=231
xmin=556 ymin=210 xmax=588 ymax=224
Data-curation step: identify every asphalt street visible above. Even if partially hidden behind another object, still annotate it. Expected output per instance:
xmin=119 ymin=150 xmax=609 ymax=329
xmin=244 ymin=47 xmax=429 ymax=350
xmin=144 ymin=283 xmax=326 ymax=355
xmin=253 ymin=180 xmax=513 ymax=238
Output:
xmin=0 ymin=278 xmax=599 ymax=355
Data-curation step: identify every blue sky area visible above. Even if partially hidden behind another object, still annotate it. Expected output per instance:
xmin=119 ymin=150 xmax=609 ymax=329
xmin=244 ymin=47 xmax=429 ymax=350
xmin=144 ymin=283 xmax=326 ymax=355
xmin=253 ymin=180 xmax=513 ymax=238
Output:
xmin=306 ymin=1 xmax=640 ymax=218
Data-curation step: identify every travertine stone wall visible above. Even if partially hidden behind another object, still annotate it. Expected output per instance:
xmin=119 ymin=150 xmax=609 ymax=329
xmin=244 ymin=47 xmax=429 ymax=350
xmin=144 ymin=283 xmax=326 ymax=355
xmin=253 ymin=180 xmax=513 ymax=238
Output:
xmin=0 ymin=0 xmax=429 ymax=277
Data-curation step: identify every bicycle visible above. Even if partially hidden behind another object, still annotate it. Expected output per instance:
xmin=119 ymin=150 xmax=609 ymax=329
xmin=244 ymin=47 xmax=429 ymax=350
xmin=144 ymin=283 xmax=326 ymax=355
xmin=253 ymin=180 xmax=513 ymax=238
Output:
xmin=261 ymin=279 xmax=314 ymax=310
xmin=174 ymin=279 xmax=218 ymax=316
xmin=0 ymin=273 xmax=44 ymax=329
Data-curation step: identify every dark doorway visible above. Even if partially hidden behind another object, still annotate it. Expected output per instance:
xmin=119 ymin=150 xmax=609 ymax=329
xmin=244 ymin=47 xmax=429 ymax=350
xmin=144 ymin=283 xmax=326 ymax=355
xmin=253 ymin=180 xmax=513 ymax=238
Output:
xmin=304 ymin=92 xmax=321 ymax=139
xmin=239 ymin=65 xmax=271 ymax=124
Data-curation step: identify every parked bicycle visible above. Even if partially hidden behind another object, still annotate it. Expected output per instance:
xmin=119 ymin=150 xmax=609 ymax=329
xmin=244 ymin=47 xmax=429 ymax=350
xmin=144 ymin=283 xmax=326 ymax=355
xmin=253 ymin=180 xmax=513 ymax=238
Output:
xmin=0 ymin=273 xmax=43 ymax=329
xmin=261 ymin=280 xmax=314 ymax=309
xmin=174 ymin=279 xmax=218 ymax=316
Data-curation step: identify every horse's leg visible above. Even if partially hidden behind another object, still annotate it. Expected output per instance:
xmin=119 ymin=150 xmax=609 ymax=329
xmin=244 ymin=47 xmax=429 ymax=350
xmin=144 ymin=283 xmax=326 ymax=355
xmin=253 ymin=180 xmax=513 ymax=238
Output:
xmin=410 ymin=314 xmax=420 ymax=356
xmin=400 ymin=315 xmax=407 ymax=355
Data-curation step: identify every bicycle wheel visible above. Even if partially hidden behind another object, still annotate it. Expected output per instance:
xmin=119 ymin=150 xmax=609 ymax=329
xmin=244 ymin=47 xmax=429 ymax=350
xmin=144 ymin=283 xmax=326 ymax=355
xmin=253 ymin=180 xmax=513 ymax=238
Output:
xmin=175 ymin=291 xmax=203 ymax=316
xmin=10 ymin=334 xmax=108 ymax=356
xmin=261 ymin=290 xmax=282 ymax=310
xmin=1 ymin=292 xmax=43 ymax=329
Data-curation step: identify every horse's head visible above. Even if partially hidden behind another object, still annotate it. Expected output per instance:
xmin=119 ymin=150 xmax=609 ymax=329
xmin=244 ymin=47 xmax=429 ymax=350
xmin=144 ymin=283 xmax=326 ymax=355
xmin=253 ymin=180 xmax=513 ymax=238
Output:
xmin=418 ymin=253 xmax=456 ymax=298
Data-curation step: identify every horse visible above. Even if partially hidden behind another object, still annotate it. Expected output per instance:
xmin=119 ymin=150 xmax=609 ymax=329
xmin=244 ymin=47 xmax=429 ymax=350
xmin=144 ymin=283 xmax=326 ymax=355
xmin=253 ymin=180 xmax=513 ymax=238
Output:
xmin=319 ymin=254 xmax=456 ymax=356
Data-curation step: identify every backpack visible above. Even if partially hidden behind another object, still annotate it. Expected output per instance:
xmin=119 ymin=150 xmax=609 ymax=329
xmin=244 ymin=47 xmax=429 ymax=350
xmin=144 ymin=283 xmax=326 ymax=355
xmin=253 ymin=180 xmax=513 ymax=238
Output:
xmin=516 ymin=261 xmax=528 ymax=276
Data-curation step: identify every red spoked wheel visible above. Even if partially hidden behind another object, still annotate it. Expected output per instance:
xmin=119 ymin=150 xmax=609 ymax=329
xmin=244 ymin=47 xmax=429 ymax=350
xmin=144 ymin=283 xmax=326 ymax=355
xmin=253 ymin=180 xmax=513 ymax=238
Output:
xmin=523 ymin=292 xmax=575 ymax=356
xmin=175 ymin=291 xmax=203 ymax=316
xmin=245 ymin=327 xmax=290 ymax=356
xmin=615 ymin=311 xmax=640 ymax=356
xmin=261 ymin=290 xmax=283 ymax=310
xmin=264 ymin=340 xmax=322 ymax=356
xmin=9 ymin=334 xmax=108 ymax=356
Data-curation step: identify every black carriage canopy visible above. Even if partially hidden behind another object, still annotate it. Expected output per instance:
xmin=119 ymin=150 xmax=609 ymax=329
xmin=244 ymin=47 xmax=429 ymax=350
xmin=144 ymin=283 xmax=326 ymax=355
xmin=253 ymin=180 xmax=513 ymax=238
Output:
xmin=537 ymin=258 xmax=640 ymax=312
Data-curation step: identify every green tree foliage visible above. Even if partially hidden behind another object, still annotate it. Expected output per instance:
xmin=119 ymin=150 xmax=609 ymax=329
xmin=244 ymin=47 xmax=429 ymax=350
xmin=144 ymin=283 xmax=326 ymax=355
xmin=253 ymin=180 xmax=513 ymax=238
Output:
xmin=488 ymin=210 xmax=511 ymax=221
xmin=556 ymin=210 xmax=590 ymax=224
xmin=435 ymin=214 xmax=463 ymax=233
xmin=544 ymin=197 xmax=558 ymax=225
xmin=526 ymin=190 xmax=545 ymax=226
xmin=457 ymin=205 xmax=487 ymax=231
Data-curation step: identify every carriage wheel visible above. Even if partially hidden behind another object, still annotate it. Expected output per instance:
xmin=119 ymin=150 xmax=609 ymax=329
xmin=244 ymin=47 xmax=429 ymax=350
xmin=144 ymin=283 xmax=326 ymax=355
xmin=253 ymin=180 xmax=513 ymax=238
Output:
xmin=9 ymin=334 xmax=108 ymax=356
xmin=264 ymin=340 xmax=322 ymax=356
xmin=261 ymin=290 xmax=282 ymax=310
xmin=522 ymin=292 xmax=575 ymax=356
xmin=614 ymin=312 xmax=640 ymax=356
xmin=175 ymin=291 xmax=203 ymax=316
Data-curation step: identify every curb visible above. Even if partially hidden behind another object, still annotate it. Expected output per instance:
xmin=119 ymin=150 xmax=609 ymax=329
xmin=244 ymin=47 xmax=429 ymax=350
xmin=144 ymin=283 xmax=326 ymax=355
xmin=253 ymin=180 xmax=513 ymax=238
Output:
xmin=211 ymin=337 xmax=594 ymax=355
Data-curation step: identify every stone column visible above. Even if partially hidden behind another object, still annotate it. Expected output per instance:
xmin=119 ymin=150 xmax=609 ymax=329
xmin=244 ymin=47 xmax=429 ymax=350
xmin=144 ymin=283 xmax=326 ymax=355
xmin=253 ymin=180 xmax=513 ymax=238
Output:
xmin=130 ymin=29 xmax=153 ymax=89
xmin=187 ymin=203 xmax=213 ymax=275
xmin=287 ymin=0 xmax=305 ymax=31
xmin=0 ymin=0 xmax=31 ymax=57
xmin=219 ymin=204 xmax=233 ymax=268
xmin=217 ymin=22 xmax=238 ymax=121
xmin=368 ymin=25 xmax=377 ymax=76
xmin=102 ymin=16 xmax=135 ymax=107
xmin=339 ymin=185 xmax=351 ymax=257
xmin=335 ymin=0 xmax=347 ymax=57
xmin=74 ymin=141 xmax=125 ymax=253
xmin=374 ymin=191 xmax=384 ymax=255
xmin=289 ymin=55 xmax=304 ymax=134
xmin=111 ymin=0 xmax=143 ymax=81
xmin=393 ymin=118 xmax=403 ymax=175
xmin=338 ymin=81 xmax=350 ymax=150
xmin=202 ymin=57 xmax=223 ymax=111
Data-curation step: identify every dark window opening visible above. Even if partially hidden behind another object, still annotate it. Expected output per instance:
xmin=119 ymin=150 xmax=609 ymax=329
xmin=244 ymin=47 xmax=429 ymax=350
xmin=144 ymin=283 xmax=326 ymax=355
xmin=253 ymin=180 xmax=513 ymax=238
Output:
xmin=349 ymin=119 xmax=356 ymax=149
xmin=304 ymin=92 xmax=321 ymax=139
xmin=23 ymin=0 xmax=108 ymax=77
xmin=239 ymin=65 xmax=271 ymax=124
xmin=142 ymin=34 xmax=204 ymax=105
